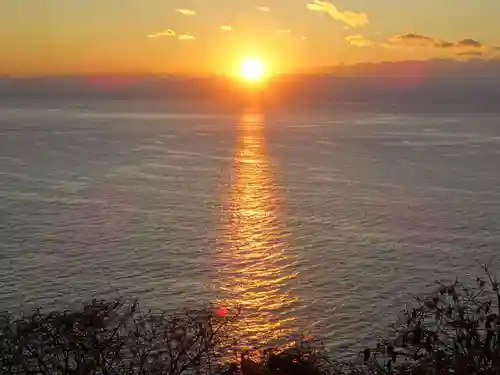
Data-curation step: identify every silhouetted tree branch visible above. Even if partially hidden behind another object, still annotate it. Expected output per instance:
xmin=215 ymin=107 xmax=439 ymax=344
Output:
xmin=2 ymin=267 xmax=500 ymax=375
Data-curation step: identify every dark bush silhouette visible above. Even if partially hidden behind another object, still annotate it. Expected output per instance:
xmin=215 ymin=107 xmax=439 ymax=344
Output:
xmin=0 ymin=300 xmax=240 ymax=375
xmin=2 ymin=267 xmax=500 ymax=375
xmin=334 ymin=266 xmax=500 ymax=375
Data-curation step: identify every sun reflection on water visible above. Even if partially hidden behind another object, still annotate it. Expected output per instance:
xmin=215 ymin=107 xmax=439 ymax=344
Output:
xmin=216 ymin=112 xmax=298 ymax=350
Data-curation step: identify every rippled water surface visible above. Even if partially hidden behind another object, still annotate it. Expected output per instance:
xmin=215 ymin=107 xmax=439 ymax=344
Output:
xmin=1 ymin=101 xmax=499 ymax=352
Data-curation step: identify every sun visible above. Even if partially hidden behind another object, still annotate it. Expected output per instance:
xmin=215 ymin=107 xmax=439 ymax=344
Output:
xmin=240 ymin=58 xmax=265 ymax=81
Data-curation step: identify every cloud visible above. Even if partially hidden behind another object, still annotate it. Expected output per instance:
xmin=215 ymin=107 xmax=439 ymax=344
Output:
xmin=256 ymin=6 xmax=270 ymax=12
xmin=383 ymin=33 xmax=500 ymax=60
xmin=276 ymin=29 xmax=291 ymax=34
xmin=220 ymin=25 xmax=232 ymax=31
xmin=147 ymin=29 xmax=197 ymax=41
xmin=390 ymin=33 xmax=483 ymax=50
xmin=345 ymin=34 xmax=373 ymax=47
xmin=178 ymin=34 xmax=195 ymax=40
xmin=390 ymin=32 xmax=436 ymax=46
xmin=456 ymin=51 xmax=483 ymax=57
xmin=306 ymin=0 xmax=368 ymax=28
xmin=456 ymin=39 xmax=482 ymax=48
xmin=435 ymin=41 xmax=455 ymax=48
xmin=437 ymin=39 xmax=482 ymax=49
xmin=147 ymin=29 xmax=176 ymax=38
xmin=176 ymin=8 xmax=196 ymax=15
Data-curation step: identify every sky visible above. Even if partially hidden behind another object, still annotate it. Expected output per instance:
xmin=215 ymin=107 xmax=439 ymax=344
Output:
xmin=1 ymin=0 xmax=500 ymax=76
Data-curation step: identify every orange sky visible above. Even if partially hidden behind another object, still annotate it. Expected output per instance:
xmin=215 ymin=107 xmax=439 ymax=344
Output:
xmin=1 ymin=0 xmax=499 ymax=76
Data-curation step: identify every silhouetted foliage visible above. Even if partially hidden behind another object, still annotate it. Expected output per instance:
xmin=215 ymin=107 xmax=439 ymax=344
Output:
xmin=332 ymin=266 xmax=500 ymax=375
xmin=0 ymin=299 xmax=239 ymax=375
xmin=2 ymin=266 xmax=500 ymax=375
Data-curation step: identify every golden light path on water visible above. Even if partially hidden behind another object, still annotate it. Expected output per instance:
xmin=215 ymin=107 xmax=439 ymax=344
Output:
xmin=216 ymin=111 xmax=299 ymax=351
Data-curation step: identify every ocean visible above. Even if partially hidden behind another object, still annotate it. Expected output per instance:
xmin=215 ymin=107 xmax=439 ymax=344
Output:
xmin=1 ymin=100 xmax=499 ymax=353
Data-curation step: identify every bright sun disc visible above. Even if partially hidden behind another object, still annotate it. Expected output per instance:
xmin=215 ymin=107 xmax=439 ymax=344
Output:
xmin=240 ymin=59 xmax=264 ymax=81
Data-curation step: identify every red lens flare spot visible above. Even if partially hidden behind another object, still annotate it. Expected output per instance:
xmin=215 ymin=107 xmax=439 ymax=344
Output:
xmin=217 ymin=307 xmax=228 ymax=317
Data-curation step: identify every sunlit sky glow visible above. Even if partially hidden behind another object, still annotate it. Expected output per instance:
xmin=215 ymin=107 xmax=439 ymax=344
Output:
xmin=1 ymin=0 xmax=499 ymax=75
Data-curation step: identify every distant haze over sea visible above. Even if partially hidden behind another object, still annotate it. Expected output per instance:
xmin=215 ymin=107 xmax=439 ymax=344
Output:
xmin=2 ymin=60 xmax=500 ymax=112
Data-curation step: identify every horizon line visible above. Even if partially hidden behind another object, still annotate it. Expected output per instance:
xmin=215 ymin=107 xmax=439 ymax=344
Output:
xmin=1 ymin=58 xmax=497 ymax=79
